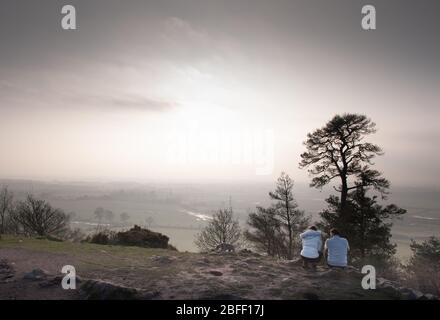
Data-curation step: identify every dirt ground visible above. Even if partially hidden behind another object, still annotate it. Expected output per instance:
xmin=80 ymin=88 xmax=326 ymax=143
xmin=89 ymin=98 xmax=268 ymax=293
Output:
xmin=0 ymin=237 xmax=424 ymax=300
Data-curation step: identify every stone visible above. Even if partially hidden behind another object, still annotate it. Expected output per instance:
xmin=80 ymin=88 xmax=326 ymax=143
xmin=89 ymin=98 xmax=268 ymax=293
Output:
xmin=422 ymin=293 xmax=438 ymax=300
xmin=151 ymin=256 xmax=175 ymax=264
xmin=80 ymin=280 xmax=139 ymax=300
xmin=23 ymin=268 xmax=49 ymax=281
xmin=302 ymin=292 xmax=320 ymax=300
xmin=281 ymin=258 xmax=303 ymax=267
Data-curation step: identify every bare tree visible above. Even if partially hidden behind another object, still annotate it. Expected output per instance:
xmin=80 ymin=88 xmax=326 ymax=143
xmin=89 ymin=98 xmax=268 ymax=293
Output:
xmin=120 ymin=212 xmax=130 ymax=224
xmin=104 ymin=210 xmax=114 ymax=224
xmin=145 ymin=216 xmax=154 ymax=228
xmin=0 ymin=186 xmax=14 ymax=234
xmin=195 ymin=208 xmax=241 ymax=252
xmin=13 ymin=195 xmax=69 ymax=236
xmin=94 ymin=207 xmax=104 ymax=224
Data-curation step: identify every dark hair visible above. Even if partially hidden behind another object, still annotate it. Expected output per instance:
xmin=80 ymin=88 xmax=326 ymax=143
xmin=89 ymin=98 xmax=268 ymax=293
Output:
xmin=330 ymin=228 xmax=340 ymax=236
xmin=309 ymin=225 xmax=317 ymax=231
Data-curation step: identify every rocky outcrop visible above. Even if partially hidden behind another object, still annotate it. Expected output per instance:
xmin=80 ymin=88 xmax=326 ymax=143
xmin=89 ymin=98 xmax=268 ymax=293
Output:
xmin=376 ymin=277 xmax=437 ymax=300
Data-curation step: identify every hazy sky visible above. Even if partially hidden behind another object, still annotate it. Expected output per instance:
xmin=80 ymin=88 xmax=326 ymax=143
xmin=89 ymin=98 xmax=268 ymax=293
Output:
xmin=1 ymin=0 xmax=439 ymax=186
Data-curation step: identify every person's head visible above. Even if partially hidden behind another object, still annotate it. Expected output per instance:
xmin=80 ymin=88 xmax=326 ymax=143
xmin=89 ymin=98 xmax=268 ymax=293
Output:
xmin=330 ymin=228 xmax=340 ymax=236
xmin=308 ymin=225 xmax=317 ymax=231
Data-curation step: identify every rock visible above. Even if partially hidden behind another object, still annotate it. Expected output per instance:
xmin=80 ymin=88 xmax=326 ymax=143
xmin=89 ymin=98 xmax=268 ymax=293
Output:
xmin=0 ymin=259 xmax=15 ymax=282
xmin=422 ymin=293 xmax=438 ymax=300
xmin=80 ymin=280 xmax=139 ymax=300
xmin=194 ymin=257 xmax=211 ymax=266
xmin=232 ymin=261 xmax=249 ymax=269
xmin=39 ymin=275 xmax=83 ymax=288
xmin=199 ymin=293 xmax=243 ymax=300
xmin=238 ymin=249 xmax=260 ymax=257
xmin=379 ymin=284 xmax=403 ymax=299
xmin=282 ymin=258 xmax=302 ymax=267
xmin=302 ymin=292 xmax=320 ymax=300
xmin=46 ymin=235 xmax=63 ymax=242
xmin=23 ymin=268 xmax=49 ymax=281
xmin=412 ymin=290 xmax=425 ymax=300
xmin=151 ymin=256 xmax=175 ymax=264
xmin=139 ymin=290 xmax=161 ymax=300
xmin=243 ymin=257 xmax=260 ymax=264
xmin=208 ymin=270 xmax=223 ymax=276
xmin=280 ymin=278 xmax=296 ymax=287
xmin=314 ymin=270 xmax=335 ymax=277
xmin=377 ymin=277 xmax=391 ymax=287
xmin=398 ymin=287 xmax=424 ymax=300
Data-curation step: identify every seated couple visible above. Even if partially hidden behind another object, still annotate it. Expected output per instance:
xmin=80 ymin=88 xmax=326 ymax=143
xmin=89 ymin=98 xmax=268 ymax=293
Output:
xmin=299 ymin=226 xmax=350 ymax=270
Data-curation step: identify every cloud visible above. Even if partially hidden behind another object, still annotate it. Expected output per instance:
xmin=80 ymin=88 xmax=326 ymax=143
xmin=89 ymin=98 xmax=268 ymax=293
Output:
xmin=68 ymin=93 xmax=178 ymax=113
xmin=109 ymin=95 xmax=177 ymax=112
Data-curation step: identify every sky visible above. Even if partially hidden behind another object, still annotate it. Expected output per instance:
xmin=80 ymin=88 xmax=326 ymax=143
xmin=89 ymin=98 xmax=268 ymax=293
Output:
xmin=0 ymin=0 xmax=439 ymax=186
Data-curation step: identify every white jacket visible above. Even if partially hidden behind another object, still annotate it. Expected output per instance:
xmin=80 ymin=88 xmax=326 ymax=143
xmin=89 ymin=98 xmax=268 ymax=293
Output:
xmin=300 ymin=230 xmax=322 ymax=259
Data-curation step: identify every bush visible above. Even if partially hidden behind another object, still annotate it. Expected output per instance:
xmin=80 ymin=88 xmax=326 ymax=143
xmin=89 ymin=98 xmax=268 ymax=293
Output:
xmin=88 ymin=229 xmax=117 ymax=245
xmin=87 ymin=225 xmax=175 ymax=250
xmin=61 ymin=228 xmax=86 ymax=243
xmin=12 ymin=195 xmax=69 ymax=237
xmin=195 ymin=208 xmax=241 ymax=253
xmin=116 ymin=225 xmax=170 ymax=248
xmin=404 ymin=236 xmax=440 ymax=296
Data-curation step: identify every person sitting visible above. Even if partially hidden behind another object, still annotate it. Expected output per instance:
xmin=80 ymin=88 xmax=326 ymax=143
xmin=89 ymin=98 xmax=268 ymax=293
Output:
xmin=299 ymin=226 xmax=322 ymax=270
xmin=324 ymin=228 xmax=350 ymax=269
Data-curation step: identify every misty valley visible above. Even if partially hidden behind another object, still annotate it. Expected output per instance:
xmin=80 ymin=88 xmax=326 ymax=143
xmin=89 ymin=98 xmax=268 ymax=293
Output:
xmin=1 ymin=179 xmax=438 ymax=258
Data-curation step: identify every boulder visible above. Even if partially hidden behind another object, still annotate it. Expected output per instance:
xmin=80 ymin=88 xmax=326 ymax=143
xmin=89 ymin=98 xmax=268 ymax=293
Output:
xmin=80 ymin=280 xmax=139 ymax=300
xmin=302 ymin=292 xmax=320 ymax=300
xmin=23 ymin=268 xmax=49 ymax=281
xmin=151 ymin=255 xmax=175 ymax=264
xmin=398 ymin=287 xmax=426 ymax=300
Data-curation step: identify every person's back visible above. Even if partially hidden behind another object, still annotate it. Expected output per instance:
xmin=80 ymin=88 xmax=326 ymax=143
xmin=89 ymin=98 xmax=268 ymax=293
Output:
xmin=299 ymin=226 xmax=322 ymax=270
xmin=325 ymin=229 xmax=349 ymax=268
xmin=300 ymin=229 xmax=322 ymax=259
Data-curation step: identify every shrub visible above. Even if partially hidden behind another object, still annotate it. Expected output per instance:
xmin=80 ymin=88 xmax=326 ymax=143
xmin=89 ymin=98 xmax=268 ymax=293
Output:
xmin=88 ymin=229 xmax=117 ymax=245
xmin=12 ymin=195 xmax=69 ymax=237
xmin=404 ymin=236 xmax=440 ymax=295
xmin=116 ymin=225 xmax=170 ymax=248
xmin=195 ymin=208 xmax=241 ymax=253
xmin=87 ymin=225 xmax=174 ymax=250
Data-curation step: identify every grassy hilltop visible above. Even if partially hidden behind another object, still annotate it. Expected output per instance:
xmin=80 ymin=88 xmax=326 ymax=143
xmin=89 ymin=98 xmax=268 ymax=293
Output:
xmin=0 ymin=236 xmax=434 ymax=300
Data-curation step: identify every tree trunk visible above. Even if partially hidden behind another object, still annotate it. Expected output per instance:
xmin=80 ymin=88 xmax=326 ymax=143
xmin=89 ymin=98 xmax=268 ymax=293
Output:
xmin=340 ymin=175 xmax=348 ymax=217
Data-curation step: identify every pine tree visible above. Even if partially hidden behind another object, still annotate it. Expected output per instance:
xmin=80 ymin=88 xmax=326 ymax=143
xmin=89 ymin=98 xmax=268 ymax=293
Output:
xmin=268 ymin=172 xmax=309 ymax=259
xmin=245 ymin=206 xmax=287 ymax=258
xmin=319 ymin=181 xmax=405 ymax=267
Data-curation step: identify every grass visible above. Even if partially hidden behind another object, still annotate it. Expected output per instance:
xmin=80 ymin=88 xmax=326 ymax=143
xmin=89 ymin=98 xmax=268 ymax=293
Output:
xmin=0 ymin=235 xmax=185 ymax=270
xmin=0 ymin=234 xmax=175 ymax=255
